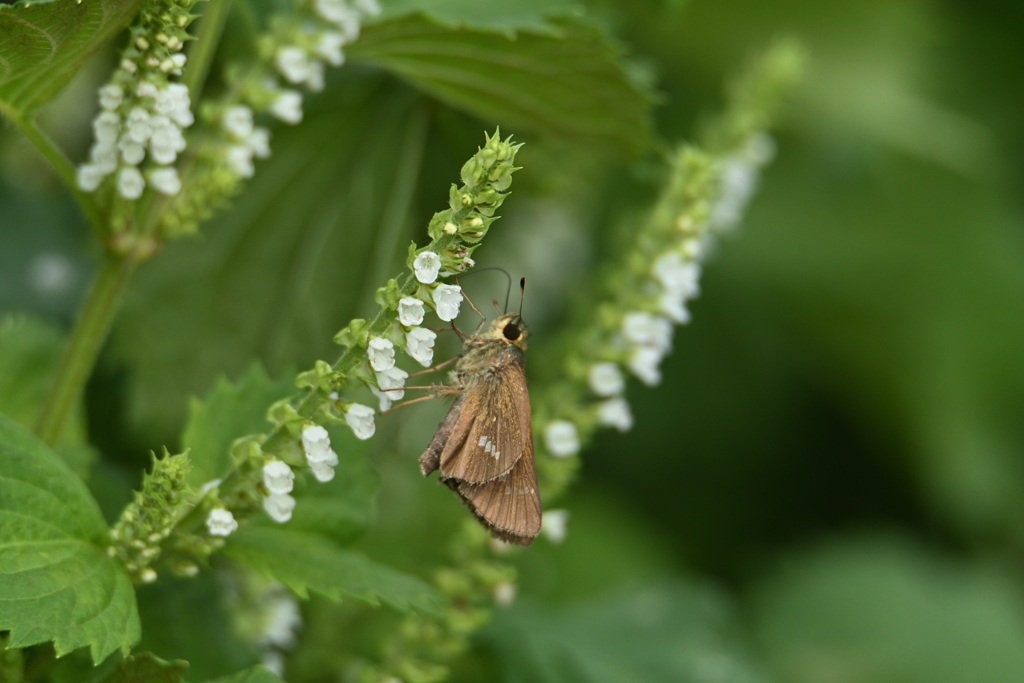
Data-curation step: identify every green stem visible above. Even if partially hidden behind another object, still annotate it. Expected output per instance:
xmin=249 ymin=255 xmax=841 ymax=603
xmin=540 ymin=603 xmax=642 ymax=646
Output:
xmin=35 ymin=253 xmax=138 ymax=446
xmin=182 ymin=0 xmax=234 ymax=102
xmin=0 ymin=103 xmax=107 ymax=241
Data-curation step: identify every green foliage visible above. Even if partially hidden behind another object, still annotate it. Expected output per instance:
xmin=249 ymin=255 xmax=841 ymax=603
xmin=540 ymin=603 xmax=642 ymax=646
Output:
xmin=201 ymin=666 xmax=284 ymax=683
xmin=0 ymin=0 xmax=143 ymax=114
xmin=751 ymin=536 xmax=1024 ymax=683
xmin=98 ymin=652 xmax=187 ymax=683
xmin=223 ymin=526 xmax=446 ymax=616
xmin=0 ymin=315 xmax=95 ymax=478
xmin=135 ymin=574 xmax=260 ymax=682
xmin=381 ymin=0 xmax=583 ymax=36
xmin=182 ymin=364 xmax=295 ymax=488
xmin=350 ymin=15 xmax=655 ymax=158
xmin=0 ymin=413 xmax=140 ymax=663
xmin=483 ymin=581 xmax=767 ymax=683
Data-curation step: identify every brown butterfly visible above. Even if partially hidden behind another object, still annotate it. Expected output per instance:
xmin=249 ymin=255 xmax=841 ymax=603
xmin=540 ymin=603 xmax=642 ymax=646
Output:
xmin=418 ymin=289 xmax=541 ymax=546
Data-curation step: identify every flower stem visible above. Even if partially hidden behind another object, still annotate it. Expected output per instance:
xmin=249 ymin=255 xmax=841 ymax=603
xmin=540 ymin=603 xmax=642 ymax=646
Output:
xmin=34 ymin=252 xmax=138 ymax=447
xmin=181 ymin=0 xmax=234 ymax=102
xmin=0 ymin=102 xmax=107 ymax=241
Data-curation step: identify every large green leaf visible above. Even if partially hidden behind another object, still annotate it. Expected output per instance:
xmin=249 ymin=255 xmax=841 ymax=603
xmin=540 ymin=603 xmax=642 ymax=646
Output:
xmin=181 ymin=362 xmax=378 ymax=542
xmin=350 ymin=14 xmax=655 ymax=157
xmin=202 ymin=667 xmax=284 ymax=683
xmin=484 ymin=580 xmax=768 ymax=683
xmin=109 ymin=73 xmax=427 ymax=444
xmin=223 ymin=526 xmax=445 ymax=616
xmin=380 ymin=0 xmax=583 ymax=36
xmin=0 ymin=412 xmax=140 ymax=663
xmin=181 ymin=363 xmax=295 ymax=488
xmin=0 ymin=315 xmax=95 ymax=478
xmin=99 ymin=652 xmax=188 ymax=683
xmin=750 ymin=536 xmax=1024 ymax=683
xmin=0 ymin=0 xmax=143 ymax=115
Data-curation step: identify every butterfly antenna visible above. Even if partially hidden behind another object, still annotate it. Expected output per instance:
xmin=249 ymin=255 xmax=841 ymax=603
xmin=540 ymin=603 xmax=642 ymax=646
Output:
xmin=518 ymin=277 xmax=526 ymax=319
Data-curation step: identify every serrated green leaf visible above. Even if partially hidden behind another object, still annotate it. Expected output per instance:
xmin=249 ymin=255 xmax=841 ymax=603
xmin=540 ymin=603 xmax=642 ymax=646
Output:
xmin=0 ymin=412 xmax=140 ymax=663
xmin=109 ymin=73 xmax=425 ymax=443
xmin=484 ymin=580 xmax=768 ymax=683
xmin=0 ymin=315 xmax=96 ymax=479
xmin=223 ymin=526 xmax=445 ymax=617
xmin=0 ymin=0 xmax=143 ymax=115
xmin=201 ymin=666 xmax=284 ymax=683
xmin=99 ymin=652 xmax=188 ymax=683
xmin=181 ymin=363 xmax=295 ymax=488
xmin=380 ymin=0 xmax=583 ymax=37
xmin=180 ymin=362 xmax=378 ymax=542
xmin=349 ymin=15 xmax=655 ymax=157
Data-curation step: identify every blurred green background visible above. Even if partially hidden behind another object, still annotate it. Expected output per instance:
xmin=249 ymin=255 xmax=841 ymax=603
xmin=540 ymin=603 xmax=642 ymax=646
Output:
xmin=4 ymin=0 xmax=1024 ymax=681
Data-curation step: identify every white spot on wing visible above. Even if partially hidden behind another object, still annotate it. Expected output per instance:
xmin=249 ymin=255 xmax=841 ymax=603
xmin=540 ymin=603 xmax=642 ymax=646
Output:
xmin=478 ymin=436 xmax=487 ymax=447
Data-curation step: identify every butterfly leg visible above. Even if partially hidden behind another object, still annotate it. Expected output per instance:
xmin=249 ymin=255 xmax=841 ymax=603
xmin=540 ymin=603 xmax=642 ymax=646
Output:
xmin=406 ymin=356 xmax=458 ymax=378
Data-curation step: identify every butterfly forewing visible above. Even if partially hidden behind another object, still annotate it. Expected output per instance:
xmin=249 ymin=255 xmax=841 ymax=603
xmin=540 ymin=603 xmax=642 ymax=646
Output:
xmin=448 ymin=426 xmax=541 ymax=546
xmin=438 ymin=364 xmax=530 ymax=483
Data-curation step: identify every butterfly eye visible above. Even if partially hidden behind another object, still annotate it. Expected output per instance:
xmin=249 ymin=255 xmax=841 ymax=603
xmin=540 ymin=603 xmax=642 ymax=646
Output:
xmin=503 ymin=323 xmax=521 ymax=340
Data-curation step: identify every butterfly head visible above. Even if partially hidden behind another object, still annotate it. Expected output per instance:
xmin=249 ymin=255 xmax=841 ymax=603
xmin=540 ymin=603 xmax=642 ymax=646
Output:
xmin=485 ymin=312 xmax=528 ymax=350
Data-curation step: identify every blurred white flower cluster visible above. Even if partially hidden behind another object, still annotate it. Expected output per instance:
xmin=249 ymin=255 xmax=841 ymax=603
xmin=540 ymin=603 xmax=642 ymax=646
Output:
xmin=76 ymin=0 xmax=199 ymax=198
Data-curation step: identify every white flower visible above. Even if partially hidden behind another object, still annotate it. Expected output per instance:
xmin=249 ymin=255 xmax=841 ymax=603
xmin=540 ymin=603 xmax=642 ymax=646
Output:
xmin=596 ymin=397 xmax=633 ymax=432
xmin=541 ymin=509 xmax=569 ymax=544
xmin=245 ymin=127 xmax=271 ymax=159
xmin=747 ymin=132 xmax=776 ymax=166
xmin=269 ymin=90 xmax=303 ymax=124
xmin=652 ymin=252 xmax=700 ymax=299
xmin=376 ymin=365 xmax=408 ymax=403
xmin=136 ymin=82 xmax=158 ymax=99
xmin=307 ymin=60 xmax=325 ymax=92
xmin=121 ymin=59 xmax=137 ymax=75
xmin=658 ymin=289 xmax=691 ymax=324
xmin=309 ymin=447 xmax=338 ymax=482
xmin=76 ymin=164 xmax=105 ymax=192
xmin=544 ymin=420 xmax=580 ymax=457
xmin=126 ymin=107 xmax=151 ymax=143
xmin=156 ymin=83 xmax=193 ymax=127
xmin=622 ymin=312 xmax=672 ymax=353
xmin=263 ymin=492 xmax=296 ymax=523
xmin=370 ymin=385 xmax=393 ymax=413
xmin=302 ymin=425 xmax=331 ymax=460
xmin=354 ymin=0 xmax=381 ymax=15
xmin=199 ymin=478 xmax=223 ymax=495
xmin=149 ymin=118 xmax=186 ymax=164
xmin=316 ymin=31 xmax=347 ymax=66
xmin=171 ymin=53 xmax=187 ymax=69
xmin=263 ymin=459 xmax=295 ymax=495
xmin=120 ymin=140 xmax=145 ymax=166
xmin=98 ymin=84 xmax=123 ymax=111
xmin=259 ymin=589 xmax=302 ymax=651
xmin=148 ymin=167 xmax=181 ymax=195
xmin=433 ymin=284 xmax=462 ymax=322
xmin=345 ymin=403 xmax=375 ymax=440
xmin=710 ymin=157 xmax=758 ymax=229
xmin=587 ymin=362 xmax=624 ymax=397
xmin=405 ymin=327 xmax=436 ymax=367
xmin=627 ymin=346 xmax=664 ymax=386
xmin=413 ymin=251 xmax=441 ymax=283
xmin=90 ymin=141 xmax=118 ymax=174
xmin=315 ymin=0 xmax=361 ymax=39
xmin=493 ymin=581 xmax=516 ymax=607
xmin=398 ymin=297 xmax=425 ymax=326
xmin=276 ymin=46 xmax=311 ymax=84
xmin=223 ymin=105 xmax=254 ymax=139
xmin=92 ymin=112 xmax=121 ymax=146
xmin=206 ymin=508 xmax=238 ymax=537
xmin=226 ymin=145 xmax=255 ymax=178
xmin=139 ymin=568 xmax=158 ymax=583
xmin=117 ymin=166 xmax=145 ymax=199
xmin=367 ymin=337 xmax=395 ymax=371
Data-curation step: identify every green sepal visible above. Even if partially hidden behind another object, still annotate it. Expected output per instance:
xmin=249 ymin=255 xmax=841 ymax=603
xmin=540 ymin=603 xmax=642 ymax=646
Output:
xmin=406 ymin=240 xmax=419 ymax=267
xmin=349 ymin=357 xmax=376 ymax=385
xmin=374 ymin=278 xmax=401 ymax=310
xmin=448 ymin=184 xmax=465 ymax=212
xmin=381 ymin=319 xmax=406 ymax=350
xmin=295 ymin=360 xmax=341 ymax=392
xmin=334 ymin=318 xmax=368 ymax=349
xmin=266 ymin=398 xmax=303 ymax=435
xmin=426 ymin=212 xmax=448 ymax=240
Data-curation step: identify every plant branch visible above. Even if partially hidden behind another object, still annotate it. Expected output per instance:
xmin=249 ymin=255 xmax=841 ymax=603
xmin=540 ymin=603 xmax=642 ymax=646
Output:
xmin=34 ymin=252 xmax=138 ymax=446
xmin=0 ymin=102 xmax=107 ymax=241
